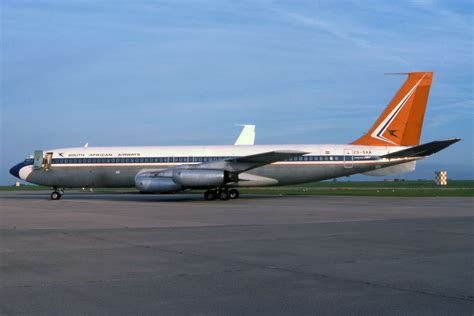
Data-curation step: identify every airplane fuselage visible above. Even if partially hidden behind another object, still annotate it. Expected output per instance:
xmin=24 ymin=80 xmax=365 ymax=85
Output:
xmin=13 ymin=144 xmax=416 ymax=189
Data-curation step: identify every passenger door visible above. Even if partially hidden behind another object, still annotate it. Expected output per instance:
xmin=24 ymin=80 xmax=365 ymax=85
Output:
xmin=33 ymin=150 xmax=43 ymax=169
xmin=43 ymin=152 xmax=53 ymax=171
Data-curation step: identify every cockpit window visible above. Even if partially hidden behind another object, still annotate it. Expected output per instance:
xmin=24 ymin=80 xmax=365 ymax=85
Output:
xmin=24 ymin=158 xmax=34 ymax=164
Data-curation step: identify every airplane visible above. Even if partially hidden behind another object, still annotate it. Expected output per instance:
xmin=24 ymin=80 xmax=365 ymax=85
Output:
xmin=9 ymin=72 xmax=460 ymax=201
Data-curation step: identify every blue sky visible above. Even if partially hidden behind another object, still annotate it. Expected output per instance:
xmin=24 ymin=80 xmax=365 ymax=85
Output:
xmin=1 ymin=0 xmax=473 ymax=184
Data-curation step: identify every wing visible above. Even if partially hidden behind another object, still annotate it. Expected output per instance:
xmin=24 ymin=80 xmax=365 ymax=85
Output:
xmin=381 ymin=138 xmax=461 ymax=159
xmin=226 ymin=150 xmax=306 ymax=163
xmin=181 ymin=150 xmax=308 ymax=173
xmin=139 ymin=150 xmax=307 ymax=178
xmin=220 ymin=150 xmax=308 ymax=172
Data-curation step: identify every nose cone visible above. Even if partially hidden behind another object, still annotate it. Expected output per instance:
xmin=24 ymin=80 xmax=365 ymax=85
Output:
xmin=9 ymin=162 xmax=25 ymax=179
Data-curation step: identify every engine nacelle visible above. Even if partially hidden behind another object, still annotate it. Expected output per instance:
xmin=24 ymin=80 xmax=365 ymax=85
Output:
xmin=172 ymin=169 xmax=225 ymax=187
xmin=135 ymin=175 xmax=182 ymax=193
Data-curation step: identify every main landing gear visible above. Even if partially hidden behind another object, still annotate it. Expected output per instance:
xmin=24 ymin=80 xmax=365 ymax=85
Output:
xmin=204 ymin=188 xmax=240 ymax=201
xmin=50 ymin=188 xmax=64 ymax=200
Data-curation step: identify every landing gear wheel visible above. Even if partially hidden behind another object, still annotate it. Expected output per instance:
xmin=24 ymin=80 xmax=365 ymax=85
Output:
xmin=219 ymin=190 xmax=230 ymax=201
xmin=229 ymin=189 xmax=240 ymax=199
xmin=204 ymin=190 xmax=217 ymax=201
xmin=51 ymin=191 xmax=62 ymax=200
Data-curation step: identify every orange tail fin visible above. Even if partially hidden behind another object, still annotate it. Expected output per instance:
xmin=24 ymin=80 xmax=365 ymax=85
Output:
xmin=352 ymin=72 xmax=433 ymax=146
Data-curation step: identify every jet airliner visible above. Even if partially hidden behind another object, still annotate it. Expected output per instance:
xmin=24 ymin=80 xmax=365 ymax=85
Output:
xmin=10 ymin=72 xmax=460 ymax=200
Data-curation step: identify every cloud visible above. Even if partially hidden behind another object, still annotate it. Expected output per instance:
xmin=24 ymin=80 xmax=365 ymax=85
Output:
xmin=269 ymin=8 xmax=370 ymax=48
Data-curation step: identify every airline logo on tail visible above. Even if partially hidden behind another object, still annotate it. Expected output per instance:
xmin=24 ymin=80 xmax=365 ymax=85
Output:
xmin=352 ymin=72 xmax=433 ymax=147
xmin=369 ymin=74 xmax=427 ymax=145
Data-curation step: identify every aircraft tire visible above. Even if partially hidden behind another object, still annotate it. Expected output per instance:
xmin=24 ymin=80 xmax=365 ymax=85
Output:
xmin=51 ymin=191 xmax=62 ymax=200
xmin=204 ymin=190 xmax=217 ymax=201
xmin=229 ymin=189 xmax=239 ymax=199
xmin=219 ymin=190 xmax=230 ymax=201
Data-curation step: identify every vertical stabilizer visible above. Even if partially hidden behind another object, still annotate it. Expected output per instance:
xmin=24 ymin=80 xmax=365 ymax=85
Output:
xmin=352 ymin=72 xmax=433 ymax=146
xmin=235 ymin=125 xmax=256 ymax=145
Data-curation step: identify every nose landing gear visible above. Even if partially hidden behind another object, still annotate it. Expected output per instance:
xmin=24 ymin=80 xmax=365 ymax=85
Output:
xmin=204 ymin=188 xmax=240 ymax=201
xmin=50 ymin=188 xmax=64 ymax=200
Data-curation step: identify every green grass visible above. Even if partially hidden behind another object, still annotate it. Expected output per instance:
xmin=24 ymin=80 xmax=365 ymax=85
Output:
xmin=241 ymin=180 xmax=474 ymax=197
xmin=2 ymin=180 xmax=473 ymax=197
xmin=0 ymin=185 xmax=50 ymax=191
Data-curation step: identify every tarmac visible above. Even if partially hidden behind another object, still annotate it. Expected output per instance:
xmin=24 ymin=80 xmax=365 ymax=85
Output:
xmin=0 ymin=191 xmax=473 ymax=315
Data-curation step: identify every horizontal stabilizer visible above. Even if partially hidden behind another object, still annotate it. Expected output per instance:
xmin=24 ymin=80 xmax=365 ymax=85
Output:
xmin=381 ymin=138 xmax=461 ymax=159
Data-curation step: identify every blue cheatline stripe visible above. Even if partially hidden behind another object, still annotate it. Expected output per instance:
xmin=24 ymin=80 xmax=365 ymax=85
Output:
xmin=49 ymin=155 xmax=379 ymax=165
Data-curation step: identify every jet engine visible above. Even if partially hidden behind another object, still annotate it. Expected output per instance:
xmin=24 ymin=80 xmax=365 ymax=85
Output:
xmin=172 ymin=169 xmax=225 ymax=187
xmin=135 ymin=175 xmax=182 ymax=193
